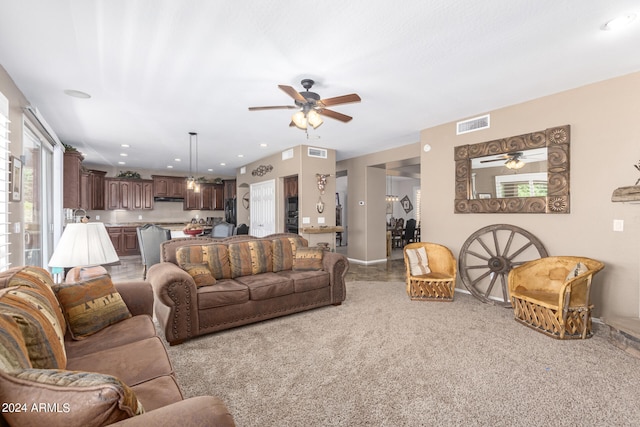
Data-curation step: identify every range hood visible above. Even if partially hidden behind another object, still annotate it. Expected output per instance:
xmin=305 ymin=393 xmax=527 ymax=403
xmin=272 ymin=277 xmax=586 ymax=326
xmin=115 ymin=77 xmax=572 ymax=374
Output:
xmin=153 ymin=196 xmax=185 ymax=202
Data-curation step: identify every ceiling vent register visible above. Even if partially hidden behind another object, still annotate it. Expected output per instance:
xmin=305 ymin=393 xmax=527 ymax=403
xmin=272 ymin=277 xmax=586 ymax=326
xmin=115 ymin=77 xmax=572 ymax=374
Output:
xmin=457 ymin=114 xmax=490 ymax=135
xmin=308 ymin=147 xmax=328 ymax=159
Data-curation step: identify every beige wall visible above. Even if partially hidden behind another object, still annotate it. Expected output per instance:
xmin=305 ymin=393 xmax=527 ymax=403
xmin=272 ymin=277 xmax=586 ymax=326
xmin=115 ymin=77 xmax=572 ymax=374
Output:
xmin=421 ymin=71 xmax=640 ymax=319
xmin=337 ymin=143 xmax=421 ymax=262
xmin=236 ymin=145 xmax=337 ymax=233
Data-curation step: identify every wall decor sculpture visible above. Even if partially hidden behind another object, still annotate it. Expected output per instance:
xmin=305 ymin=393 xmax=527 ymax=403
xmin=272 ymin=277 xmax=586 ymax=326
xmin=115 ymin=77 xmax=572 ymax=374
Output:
xmin=252 ymin=165 xmax=273 ymax=177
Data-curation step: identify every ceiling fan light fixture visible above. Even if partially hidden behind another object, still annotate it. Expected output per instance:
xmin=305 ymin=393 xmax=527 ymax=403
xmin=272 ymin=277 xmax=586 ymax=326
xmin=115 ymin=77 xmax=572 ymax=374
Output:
xmin=307 ymin=109 xmax=323 ymax=129
xmin=292 ymin=111 xmax=307 ymax=129
xmin=505 ymin=159 xmax=525 ymax=170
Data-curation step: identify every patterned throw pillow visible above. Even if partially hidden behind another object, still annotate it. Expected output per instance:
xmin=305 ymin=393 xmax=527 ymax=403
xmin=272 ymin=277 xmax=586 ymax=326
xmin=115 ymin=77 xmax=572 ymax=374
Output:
xmin=292 ymin=247 xmax=325 ymax=271
xmin=0 ymin=287 xmax=67 ymax=369
xmin=565 ymin=262 xmax=589 ymax=281
xmin=181 ymin=263 xmax=217 ymax=288
xmin=64 ymin=266 xmax=109 ymax=283
xmin=272 ymin=238 xmax=294 ymax=272
xmin=53 ymin=275 xmax=131 ymax=340
xmin=0 ymin=313 xmax=32 ymax=372
xmin=406 ymin=247 xmax=431 ymax=275
xmin=176 ymin=244 xmax=232 ymax=280
xmin=0 ymin=368 xmax=144 ymax=426
xmin=228 ymin=240 xmax=273 ymax=278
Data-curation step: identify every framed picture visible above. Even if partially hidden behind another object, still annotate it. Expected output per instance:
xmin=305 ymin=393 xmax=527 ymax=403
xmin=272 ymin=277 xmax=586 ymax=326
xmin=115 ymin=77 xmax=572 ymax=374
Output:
xmin=386 ymin=200 xmax=393 ymax=214
xmin=400 ymin=195 xmax=413 ymax=213
xmin=10 ymin=155 xmax=22 ymax=202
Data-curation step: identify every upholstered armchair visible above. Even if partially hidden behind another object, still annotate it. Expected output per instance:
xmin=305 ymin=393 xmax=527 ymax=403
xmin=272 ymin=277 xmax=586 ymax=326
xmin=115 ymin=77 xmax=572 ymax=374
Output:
xmin=508 ymin=256 xmax=605 ymax=339
xmin=403 ymin=242 xmax=457 ymax=301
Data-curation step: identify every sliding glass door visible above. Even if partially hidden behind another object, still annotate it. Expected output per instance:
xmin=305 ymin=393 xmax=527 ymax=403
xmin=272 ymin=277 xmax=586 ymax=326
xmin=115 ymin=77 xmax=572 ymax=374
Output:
xmin=22 ymin=125 xmax=54 ymax=267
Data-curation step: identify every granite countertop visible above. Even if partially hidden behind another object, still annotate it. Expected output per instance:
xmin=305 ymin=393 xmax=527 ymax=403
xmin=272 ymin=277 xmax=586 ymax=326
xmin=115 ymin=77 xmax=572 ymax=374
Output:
xmin=104 ymin=222 xmax=212 ymax=231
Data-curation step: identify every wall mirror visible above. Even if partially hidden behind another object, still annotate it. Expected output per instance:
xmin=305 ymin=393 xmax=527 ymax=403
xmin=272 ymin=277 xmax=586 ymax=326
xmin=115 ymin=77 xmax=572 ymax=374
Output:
xmin=454 ymin=125 xmax=570 ymax=213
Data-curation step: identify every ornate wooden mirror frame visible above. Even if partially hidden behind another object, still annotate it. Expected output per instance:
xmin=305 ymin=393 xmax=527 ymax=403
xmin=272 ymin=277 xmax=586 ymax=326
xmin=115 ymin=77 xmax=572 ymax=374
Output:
xmin=454 ymin=125 xmax=570 ymax=213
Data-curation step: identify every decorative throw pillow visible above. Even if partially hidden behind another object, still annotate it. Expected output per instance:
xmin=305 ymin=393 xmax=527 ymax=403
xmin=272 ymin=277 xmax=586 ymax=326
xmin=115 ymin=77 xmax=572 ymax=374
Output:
xmin=406 ymin=246 xmax=431 ymax=275
xmin=177 ymin=244 xmax=232 ymax=279
xmin=53 ymin=275 xmax=132 ymax=340
xmin=0 ymin=368 xmax=144 ymax=426
xmin=0 ymin=313 xmax=32 ymax=372
xmin=565 ymin=262 xmax=589 ymax=281
xmin=181 ymin=263 xmax=217 ymax=288
xmin=0 ymin=287 xmax=67 ymax=369
xmin=293 ymin=247 xmax=325 ymax=271
xmin=272 ymin=237 xmax=294 ymax=272
xmin=228 ymin=240 xmax=274 ymax=278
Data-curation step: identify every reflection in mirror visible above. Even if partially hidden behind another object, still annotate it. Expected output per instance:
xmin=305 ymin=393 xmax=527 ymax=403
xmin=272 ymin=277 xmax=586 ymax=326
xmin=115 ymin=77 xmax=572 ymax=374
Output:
xmin=470 ymin=148 xmax=547 ymax=199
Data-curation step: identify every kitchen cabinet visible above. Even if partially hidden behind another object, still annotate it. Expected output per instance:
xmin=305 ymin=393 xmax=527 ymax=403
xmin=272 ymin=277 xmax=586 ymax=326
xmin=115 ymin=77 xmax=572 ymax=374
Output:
xmin=284 ymin=175 xmax=298 ymax=197
xmin=63 ymin=151 xmax=84 ymax=209
xmin=82 ymin=169 xmax=107 ymax=210
xmin=131 ymin=180 xmax=154 ymax=210
xmin=184 ymin=183 xmax=224 ymax=210
xmin=105 ymin=178 xmax=153 ymax=210
xmin=152 ymin=175 xmax=186 ymax=198
xmin=107 ymin=226 xmax=140 ymax=256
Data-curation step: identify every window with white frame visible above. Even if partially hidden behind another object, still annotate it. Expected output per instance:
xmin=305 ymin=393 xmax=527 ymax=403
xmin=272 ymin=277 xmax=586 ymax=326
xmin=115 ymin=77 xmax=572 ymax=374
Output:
xmin=0 ymin=91 xmax=11 ymax=271
xmin=495 ymin=173 xmax=547 ymax=198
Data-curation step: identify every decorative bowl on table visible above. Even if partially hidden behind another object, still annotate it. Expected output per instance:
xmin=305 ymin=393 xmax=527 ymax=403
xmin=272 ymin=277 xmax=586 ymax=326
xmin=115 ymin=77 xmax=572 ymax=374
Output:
xmin=183 ymin=224 xmax=204 ymax=236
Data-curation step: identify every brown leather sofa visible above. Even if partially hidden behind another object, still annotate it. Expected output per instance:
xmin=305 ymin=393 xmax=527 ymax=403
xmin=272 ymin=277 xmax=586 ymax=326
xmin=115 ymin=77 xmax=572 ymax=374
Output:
xmin=147 ymin=233 xmax=349 ymax=345
xmin=0 ymin=266 xmax=235 ymax=426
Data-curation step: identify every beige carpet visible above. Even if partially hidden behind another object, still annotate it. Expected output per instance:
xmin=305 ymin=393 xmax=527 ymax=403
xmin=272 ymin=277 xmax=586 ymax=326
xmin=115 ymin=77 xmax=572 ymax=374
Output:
xmin=164 ymin=281 xmax=640 ymax=427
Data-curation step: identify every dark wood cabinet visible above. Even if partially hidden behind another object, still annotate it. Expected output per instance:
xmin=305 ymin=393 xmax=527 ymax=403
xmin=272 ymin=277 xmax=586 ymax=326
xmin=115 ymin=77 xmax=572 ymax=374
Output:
xmin=105 ymin=179 xmax=152 ymax=210
xmin=152 ymin=175 xmax=185 ymax=198
xmin=107 ymin=226 xmax=140 ymax=256
xmin=184 ymin=183 xmax=224 ymax=210
xmin=63 ymin=151 xmax=84 ymax=209
xmin=89 ymin=170 xmax=107 ymax=210
xmin=131 ymin=180 xmax=154 ymax=210
xmin=284 ymin=175 xmax=298 ymax=197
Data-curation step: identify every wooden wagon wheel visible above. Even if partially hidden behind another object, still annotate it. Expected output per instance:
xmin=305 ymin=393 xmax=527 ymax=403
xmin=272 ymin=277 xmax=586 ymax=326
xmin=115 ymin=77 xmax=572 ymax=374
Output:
xmin=459 ymin=224 xmax=548 ymax=307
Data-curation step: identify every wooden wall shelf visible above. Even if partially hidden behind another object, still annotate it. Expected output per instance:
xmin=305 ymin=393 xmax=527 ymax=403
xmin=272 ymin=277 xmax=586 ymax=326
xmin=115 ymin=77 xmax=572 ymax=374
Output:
xmin=612 ymin=185 xmax=640 ymax=203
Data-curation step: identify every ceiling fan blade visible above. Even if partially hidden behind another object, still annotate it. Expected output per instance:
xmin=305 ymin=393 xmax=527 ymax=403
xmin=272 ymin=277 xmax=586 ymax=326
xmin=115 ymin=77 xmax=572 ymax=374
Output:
xmin=278 ymin=85 xmax=307 ymax=103
xmin=318 ymin=108 xmax=352 ymax=123
xmin=319 ymin=93 xmax=361 ymax=107
xmin=248 ymin=105 xmax=297 ymax=111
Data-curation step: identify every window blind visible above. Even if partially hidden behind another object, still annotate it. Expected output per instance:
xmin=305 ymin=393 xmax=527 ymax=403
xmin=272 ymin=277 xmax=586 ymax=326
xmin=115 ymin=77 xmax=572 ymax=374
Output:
xmin=0 ymin=91 xmax=11 ymax=271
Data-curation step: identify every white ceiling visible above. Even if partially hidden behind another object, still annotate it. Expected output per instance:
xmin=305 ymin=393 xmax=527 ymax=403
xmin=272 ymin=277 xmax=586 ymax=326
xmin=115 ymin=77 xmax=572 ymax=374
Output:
xmin=0 ymin=1 xmax=639 ymax=177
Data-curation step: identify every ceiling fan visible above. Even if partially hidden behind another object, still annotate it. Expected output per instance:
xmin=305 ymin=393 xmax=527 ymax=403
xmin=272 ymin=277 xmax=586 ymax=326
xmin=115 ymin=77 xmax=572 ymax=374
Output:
xmin=248 ymin=79 xmax=361 ymax=130
xmin=480 ymin=152 xmax=527 ymax=169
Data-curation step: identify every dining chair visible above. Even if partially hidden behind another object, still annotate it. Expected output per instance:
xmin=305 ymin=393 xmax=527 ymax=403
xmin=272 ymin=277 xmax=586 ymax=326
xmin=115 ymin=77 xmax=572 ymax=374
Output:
xmin=136 ymin=224 xmax=171 ymax=279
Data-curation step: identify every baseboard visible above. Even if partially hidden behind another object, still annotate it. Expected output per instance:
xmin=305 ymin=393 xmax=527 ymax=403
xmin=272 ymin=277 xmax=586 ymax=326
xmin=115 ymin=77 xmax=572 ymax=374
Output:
xmin=347 ymin=257 xmax=388 ymax=265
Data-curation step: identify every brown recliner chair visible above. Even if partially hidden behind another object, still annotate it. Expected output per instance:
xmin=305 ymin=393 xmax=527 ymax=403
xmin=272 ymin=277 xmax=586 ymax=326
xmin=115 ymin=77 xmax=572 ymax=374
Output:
xmin=508 ymin=256 xmax=605 ymax=339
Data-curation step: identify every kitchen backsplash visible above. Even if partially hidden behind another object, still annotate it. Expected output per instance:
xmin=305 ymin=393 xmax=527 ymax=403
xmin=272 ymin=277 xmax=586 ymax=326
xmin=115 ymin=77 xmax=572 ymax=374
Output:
xmin=86 ymin=201 xmax=224 ymax=225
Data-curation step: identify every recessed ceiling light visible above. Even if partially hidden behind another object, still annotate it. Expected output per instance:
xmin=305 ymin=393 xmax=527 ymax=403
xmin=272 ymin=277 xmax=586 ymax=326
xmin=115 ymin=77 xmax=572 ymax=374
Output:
xmin=220 ymin=162 xmax=226 ymax=166
xmin=63 ymin=89 xmax=91 ymax=99
xmin=601 ymin=14 xmax=636 ymax=31
xmin=167 ymin=165 xmax=174 ymax=169
xmin=207 ymin=168 xmax=213 ymax=172
xmin=174 ymin=158 xmax=181 ymax=162
xmin=120 ymin=153 xmax=128 ymax=157
xmin=121 ymin=144 xmax=130 ymax=148
xmin=260 ymin=143 xmax=267 ymax=148
xmin=237 ymin=154 xmax=244 ymax=158
xmin=118 ymin=161 xmax=126 ymax=165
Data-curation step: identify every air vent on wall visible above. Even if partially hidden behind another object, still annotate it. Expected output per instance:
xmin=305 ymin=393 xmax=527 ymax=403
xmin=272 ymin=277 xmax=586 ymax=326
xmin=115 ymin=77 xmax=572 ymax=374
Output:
xmin=282 ymin=148 xmax=294 ymax=160
xmin=457 ymin=114 xmax=490 ymax=135
xmin=308 ymin=147 xmax=327 ymax=159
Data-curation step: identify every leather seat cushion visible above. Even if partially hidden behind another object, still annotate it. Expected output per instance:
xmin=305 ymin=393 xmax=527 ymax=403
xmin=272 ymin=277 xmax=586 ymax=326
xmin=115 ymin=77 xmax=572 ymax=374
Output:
xmin=235 ymin=273 xmax=294 ymax=300
xmin=197 ymin=280 xmax=249 ymax=309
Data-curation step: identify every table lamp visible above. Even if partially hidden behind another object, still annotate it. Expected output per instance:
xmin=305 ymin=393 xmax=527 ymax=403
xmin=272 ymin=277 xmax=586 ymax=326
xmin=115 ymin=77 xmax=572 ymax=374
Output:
xmin=48 ymin=222 xmax=119 ymax=282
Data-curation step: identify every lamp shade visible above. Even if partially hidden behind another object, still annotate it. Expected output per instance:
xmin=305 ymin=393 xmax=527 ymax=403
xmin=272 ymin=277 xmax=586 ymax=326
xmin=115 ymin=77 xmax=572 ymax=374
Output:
xmin=48 ymin=223 xmax=119 ymax=268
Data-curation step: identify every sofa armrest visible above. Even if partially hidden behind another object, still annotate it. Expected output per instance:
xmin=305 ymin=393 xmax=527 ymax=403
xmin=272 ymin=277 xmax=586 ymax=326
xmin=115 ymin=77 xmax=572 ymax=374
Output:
xmin=147 ymin=262 xmax=199 ymax=345
xmin=323 ymin=251 xmax=349 ymax=304
xmin=110 ymin=396 xmax=235 ymax=426
xmin=114 ymin=281 xmax=154 ymax=317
